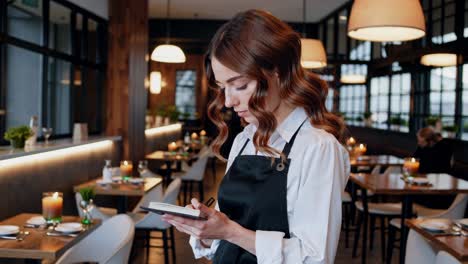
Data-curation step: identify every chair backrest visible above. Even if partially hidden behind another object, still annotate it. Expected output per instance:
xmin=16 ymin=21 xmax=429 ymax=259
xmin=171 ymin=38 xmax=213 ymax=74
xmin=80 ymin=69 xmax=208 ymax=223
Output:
xmin=405 ymin=230 xmax=437 ymax=264
xmin=132 ymin=183 xmax=164 ymax=213
xmin=75 ymin=192 xmax=112 ymax=220
xmin=371 ymin=165 xmax=382 ymax=175
xmin=433 ymin=194 xmax=468 ymax=219
xmin=135 ymin=178 xmax=182 ymax=229
xmin=383 ymin=165 xmax=401 ymax=176
xmin=435 ymin=251 xmax=461 ymax=264
xmin=55 ymin=214 xmax=135 ymax=264
xmin=181 ymin=152 xmax=209 ymax=181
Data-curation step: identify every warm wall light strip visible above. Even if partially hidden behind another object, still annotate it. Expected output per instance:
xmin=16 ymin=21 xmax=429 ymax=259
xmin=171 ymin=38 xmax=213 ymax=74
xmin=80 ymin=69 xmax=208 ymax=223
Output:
xmin=340 ymin=74 xmax=367 ymax=84
xmin=0 ymin=140 xmax=113 ymax=169
xmin=145 ymin=123 xmax=182 ymax=137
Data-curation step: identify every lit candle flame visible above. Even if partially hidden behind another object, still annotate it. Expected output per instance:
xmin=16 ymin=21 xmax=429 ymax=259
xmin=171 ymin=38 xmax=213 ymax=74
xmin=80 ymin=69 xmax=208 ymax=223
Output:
xmin=53 ymin=192 xmax=59 ymax=199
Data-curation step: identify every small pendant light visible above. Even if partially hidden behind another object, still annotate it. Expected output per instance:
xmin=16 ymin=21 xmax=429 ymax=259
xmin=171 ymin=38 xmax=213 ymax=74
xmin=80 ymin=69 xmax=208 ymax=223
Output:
xmin=151 ymin=0 xmax=186 ymax=63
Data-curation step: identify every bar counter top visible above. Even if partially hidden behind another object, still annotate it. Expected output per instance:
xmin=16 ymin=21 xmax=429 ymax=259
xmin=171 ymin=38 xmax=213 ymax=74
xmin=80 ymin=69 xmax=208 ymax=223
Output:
xmin=0 ymin=136 xmax=121 ymax=161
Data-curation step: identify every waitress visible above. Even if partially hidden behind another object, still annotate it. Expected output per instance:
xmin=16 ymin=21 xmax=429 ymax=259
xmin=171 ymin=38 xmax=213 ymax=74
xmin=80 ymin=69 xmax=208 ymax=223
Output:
xmin=162 ymin=9 xmax=350 ymax=264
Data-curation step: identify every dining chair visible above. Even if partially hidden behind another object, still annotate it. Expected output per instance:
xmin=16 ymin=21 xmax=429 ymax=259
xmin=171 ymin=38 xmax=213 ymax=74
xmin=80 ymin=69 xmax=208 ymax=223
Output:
xmin=386 ymin=194 xmax=468 ymax=264
xmin=171 ymin=149 xmax=209 ymax=204
xmin=404 ymin=230 xmax=437 ymax=264
xmin=75 ymin=192 xmax=117 ymax=221
xmin=352 ymin=166 xmax=403 ymax=261
xmin=55 ymin=214 xmax=135 ymax=264
xmin=140 ymin=168 xmax=163 ymax=178
xmin=132 ymin=179 xmax=164 ymax=213
xmin=435 ymin=251 xmax=462 ymax=264
xmin=129 ymin=177 xmax=181 ymax=264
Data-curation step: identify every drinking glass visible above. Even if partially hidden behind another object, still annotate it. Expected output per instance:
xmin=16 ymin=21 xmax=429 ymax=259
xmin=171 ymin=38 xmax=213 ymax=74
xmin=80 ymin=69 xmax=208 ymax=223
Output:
xmin=138 ymin=160 xmax=148 ymax=177
xmin=42 ymin=127 xmax=53 ymax=145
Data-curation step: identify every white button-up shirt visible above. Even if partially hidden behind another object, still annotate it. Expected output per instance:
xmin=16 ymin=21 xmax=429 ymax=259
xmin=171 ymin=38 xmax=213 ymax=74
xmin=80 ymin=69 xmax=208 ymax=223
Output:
xmin=190 ymin=107 xmax=350 ymax=263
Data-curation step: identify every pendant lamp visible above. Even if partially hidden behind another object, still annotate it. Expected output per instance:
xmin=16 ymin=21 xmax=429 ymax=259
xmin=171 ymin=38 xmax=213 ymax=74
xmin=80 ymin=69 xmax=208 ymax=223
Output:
xmin=340 ymin=64 xmax=367 ymax=84
xmin=420 ymin=53 xmax=457 ymax=67
xmin=300 ymin=0 xmax=327 ymax=69
xmin=151 ymin=0 xmax=186 ymax=63
xmin=347 ymin=0 xmax=426 ymax=42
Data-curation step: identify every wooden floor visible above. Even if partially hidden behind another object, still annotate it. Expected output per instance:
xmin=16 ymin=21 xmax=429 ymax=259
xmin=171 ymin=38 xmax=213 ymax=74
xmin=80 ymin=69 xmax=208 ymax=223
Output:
xmin=131 ymin=160 xmax=400 ymax=264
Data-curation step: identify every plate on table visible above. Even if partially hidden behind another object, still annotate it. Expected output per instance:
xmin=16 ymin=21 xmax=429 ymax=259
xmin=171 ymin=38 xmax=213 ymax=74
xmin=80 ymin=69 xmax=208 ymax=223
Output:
xmin=55 ymin=222 xmax=83 ymax=233
xmin=111 ymin=176 xmax=122 ymax=183
xmin=129 ymin=178 xmax=144 ymax=184
xmin=26 ymin=216 xmax=46 ymax=226
xmin=458 ymin=219 xmax=468 ymax=228
xmin=0 ymin=225 xmax=20 ymax=236
xmin=419 ymin=219 xmax=451 ymax=233
xmin=411 ymin=178 xmax=431 ymax=186
xmin=96 ymin=179 xmax=112 ymax=186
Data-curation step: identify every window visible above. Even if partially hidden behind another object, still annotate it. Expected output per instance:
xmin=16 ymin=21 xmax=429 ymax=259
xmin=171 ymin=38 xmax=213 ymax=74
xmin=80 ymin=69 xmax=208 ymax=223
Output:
xmin=429 ymin=67 xmax=456 ymax=127
xmin=1 ymin=0 xmax=107 ymax=143
xmin=462 ymin=64 xmax=468 ymax=140
xmin=7 ymin=0 xmax=44 ymax=45
xmin=350 ymin=41 xmax=371 ymax=61
xmin=428 ymin=0 xmax=457 ymax=44
xmin=326 ymin=88 xmax=334 ymax=112
xmin=339 ymin=85 xmax=366 ymax=125
xmin=175 ymin=70 xmax=197 ymax=116
xmin=6 ymin=45 xmax=43 ymax=129
xmin=370 ymin=77 xmax=389 ymax=129
xmin=389 ymin=73 xmax=411 ymax=132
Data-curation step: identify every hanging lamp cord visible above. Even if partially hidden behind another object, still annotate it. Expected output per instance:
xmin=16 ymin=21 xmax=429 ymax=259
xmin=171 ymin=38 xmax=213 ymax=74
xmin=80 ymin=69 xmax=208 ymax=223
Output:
xmin=165 ymin=0 xmax=171 ymax=44
xmin=302 ymin=0 xmax=306 ymax=38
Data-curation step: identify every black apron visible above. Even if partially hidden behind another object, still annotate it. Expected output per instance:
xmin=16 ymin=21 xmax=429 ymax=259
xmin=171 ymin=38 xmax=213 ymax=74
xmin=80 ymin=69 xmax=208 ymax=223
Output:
xmin=213 ymin=120 xmax=306 ymax=264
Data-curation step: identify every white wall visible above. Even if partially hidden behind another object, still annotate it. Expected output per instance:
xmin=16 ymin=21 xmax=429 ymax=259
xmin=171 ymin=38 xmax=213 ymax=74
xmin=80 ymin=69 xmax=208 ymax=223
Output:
xmin=67 ymin=0 xmax=108 ymax=20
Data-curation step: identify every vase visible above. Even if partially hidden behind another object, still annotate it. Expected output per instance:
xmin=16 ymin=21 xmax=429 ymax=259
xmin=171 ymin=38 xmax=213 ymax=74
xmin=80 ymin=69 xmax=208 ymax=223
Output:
xmin=10 ymin=139 xmax=25 ymax=148
xmin=79 ymin=199 xmax=95 ymax=225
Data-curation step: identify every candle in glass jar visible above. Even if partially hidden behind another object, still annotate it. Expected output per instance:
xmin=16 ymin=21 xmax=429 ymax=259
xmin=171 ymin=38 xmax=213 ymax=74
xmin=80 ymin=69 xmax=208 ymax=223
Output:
xmin=120 ymin=160 xmax=133 ymax=177
xmin=403 ymin=157 xmax=420 ymax=174
xmin=200 ymin=130 xmax=206 ymax=136
xmin=168 ymin=142 xmax=177 ymax=152
xmin=355 ymin=144 xmax=367 ymax=155
xmin=42 ymin=192 xmax=63 ymax=223
xmin=346 ymin=137 xmax=356 ymax=146
xmin=191 ymin=132 xmax=199 ymax=140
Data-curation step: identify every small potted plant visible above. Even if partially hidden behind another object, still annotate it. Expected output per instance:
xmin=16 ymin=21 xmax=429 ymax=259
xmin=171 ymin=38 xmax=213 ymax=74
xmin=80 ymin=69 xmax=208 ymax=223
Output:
xmin=154 ymin=105 xmax=167 ymax=127
xmin=442 ymin=124 xmax=458 ymax=138
xmin=363 ymin=111 xmax=373 ymax=127
xmin=166 ymin=105 xmax=180 ymax=123
xmin=78 ymin=187 xmax=95 ymax=225
xmin=4 ymin=125 xmax=34 ymax=148
xmin=389 ymin=115 xmax=406 ymax=131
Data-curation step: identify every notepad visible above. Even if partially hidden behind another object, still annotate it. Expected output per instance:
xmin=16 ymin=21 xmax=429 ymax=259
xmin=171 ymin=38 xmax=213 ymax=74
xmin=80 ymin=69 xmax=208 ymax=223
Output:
xmin=140 ymin=202 xmax=207 ymax=220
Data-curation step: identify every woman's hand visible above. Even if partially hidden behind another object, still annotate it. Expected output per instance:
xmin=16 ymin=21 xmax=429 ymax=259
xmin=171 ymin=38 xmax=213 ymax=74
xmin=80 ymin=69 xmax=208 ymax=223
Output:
xmin=161 ymin=198 xmax=238 ymax=241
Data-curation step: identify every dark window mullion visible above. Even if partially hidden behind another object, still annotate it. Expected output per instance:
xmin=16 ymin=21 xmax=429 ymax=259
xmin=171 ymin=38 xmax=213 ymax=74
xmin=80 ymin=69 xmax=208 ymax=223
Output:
xmin=42 ymin=0 xmax=50 ymax=127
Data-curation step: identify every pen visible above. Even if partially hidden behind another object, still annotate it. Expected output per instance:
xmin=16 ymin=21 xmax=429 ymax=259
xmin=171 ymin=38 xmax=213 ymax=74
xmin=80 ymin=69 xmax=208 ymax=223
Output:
xmin=203 ymin=197 xmax=216 ymax=207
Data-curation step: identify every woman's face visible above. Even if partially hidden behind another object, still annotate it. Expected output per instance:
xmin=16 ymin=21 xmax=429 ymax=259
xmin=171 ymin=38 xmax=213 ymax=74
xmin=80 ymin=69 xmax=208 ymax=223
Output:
xmin=417 ymin=134 xmax=428 ymax=147
xmin=212 ymin=57 xmax=281 ymax=125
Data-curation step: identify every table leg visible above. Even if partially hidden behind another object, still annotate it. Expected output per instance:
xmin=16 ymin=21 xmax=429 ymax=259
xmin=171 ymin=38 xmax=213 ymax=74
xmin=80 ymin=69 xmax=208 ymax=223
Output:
xmin=164 ymin=161 xmax=173 ymax=187
xmin=361 ymin=188 xmax=368 ymax=264
xmin=399 ymin=195 xmax=413 ymax=264
xmin=117 ymin=196 xmax=128 ymax=214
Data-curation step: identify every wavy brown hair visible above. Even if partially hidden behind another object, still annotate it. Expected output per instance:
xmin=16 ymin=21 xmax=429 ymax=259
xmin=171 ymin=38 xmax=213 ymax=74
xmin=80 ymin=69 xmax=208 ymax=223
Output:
xmin=206 ymin=10 xmax=346 ymax=160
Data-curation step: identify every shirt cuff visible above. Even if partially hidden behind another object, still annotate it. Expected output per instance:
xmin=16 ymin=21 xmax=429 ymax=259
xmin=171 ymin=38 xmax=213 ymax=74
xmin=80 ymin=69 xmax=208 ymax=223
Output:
xmin=256 ymin=230 xmax=285 ymax=264
xmin=189 ymin=236 xmax=219 ymax=259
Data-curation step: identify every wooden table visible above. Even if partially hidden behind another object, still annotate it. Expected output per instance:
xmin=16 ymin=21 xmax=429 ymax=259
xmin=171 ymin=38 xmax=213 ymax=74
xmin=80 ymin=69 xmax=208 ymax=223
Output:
xmin=0 ymin=213 xmax=101 ymax=263
xmin=146 ymin=150 xmax=195 ymax=185
xmin=74 ymin=177 xmax=163 ymax=213
xmin=406 ymin=218 xmax=468 ymax=263
xmin=350 ymin=172 xmax=468 ymax=264
xmin=350 ymin=154 xmax=404 ymax=167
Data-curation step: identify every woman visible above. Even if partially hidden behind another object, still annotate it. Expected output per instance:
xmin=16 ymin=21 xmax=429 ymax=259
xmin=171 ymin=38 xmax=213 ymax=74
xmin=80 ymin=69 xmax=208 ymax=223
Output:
xmin=414 ymin=126 xmax=452 ymax=173
xmin=162 ymin=10 xmax=350 ymax=264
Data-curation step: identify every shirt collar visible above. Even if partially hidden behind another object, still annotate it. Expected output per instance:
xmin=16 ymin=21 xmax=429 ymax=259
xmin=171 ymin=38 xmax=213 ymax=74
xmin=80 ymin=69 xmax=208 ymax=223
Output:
xmin=243 ymin=107 xmax=309 ymax=143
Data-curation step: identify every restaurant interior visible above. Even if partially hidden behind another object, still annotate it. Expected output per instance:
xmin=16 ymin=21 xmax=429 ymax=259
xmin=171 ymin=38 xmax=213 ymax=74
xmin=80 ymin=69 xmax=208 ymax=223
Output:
xmin=0 ymin=0 xmax=467 ymax=263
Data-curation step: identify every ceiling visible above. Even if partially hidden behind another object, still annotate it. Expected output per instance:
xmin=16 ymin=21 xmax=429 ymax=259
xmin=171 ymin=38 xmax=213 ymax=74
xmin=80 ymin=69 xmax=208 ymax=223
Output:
xmin=148 ymin=0 xmax=349 ymax=23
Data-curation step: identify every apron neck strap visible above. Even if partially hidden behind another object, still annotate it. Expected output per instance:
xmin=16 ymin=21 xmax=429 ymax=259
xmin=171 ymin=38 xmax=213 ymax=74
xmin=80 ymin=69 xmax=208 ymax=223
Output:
xmin=237 ymin=118 xmax=309 ymax=158
xmin=281 ymin=118 xmax=308 ymax=158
